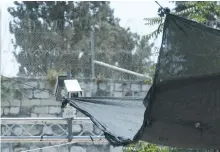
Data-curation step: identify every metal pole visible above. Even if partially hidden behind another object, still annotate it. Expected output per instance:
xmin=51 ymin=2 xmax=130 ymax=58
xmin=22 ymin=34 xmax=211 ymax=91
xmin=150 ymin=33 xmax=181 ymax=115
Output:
xmin=94 ymin=60 xmax=149 ymax=79
xmin=90 ymin=28 xmax=95 ymax=80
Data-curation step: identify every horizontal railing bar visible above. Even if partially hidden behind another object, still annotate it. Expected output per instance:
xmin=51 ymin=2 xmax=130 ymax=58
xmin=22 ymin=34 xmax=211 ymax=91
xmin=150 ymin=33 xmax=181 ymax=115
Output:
xmin=1 ymin=117 xmax=91 ymax=124
xmin=0 ymin=117 xmax=90 ymax=120
xmin=1 ymin=136 xmax=107 ymax=143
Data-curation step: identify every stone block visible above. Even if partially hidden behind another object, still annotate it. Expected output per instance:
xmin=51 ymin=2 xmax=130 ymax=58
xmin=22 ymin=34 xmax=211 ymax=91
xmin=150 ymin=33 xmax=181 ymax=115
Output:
xmin=3 ymin=108 xmax=10 ymax=115
xmin=34 ymin=90 xmax=51 ymax=99
xmin=114 ymin=83 xmax=122 ymax=91
xmin=113 ymin=92 xmax=123 ymax=97
xmin=10 ymin=99 xmax=21 ymax=106
xmin=40 ymin=99 xmax=61 ymax=106
xmin=70 ymin=146 xmax=86 ymax=152
xmin=33 ymin=107 xmax=48 ymax=114
xmin=31 ymin=113 xmax=38 ymax=117
xmin=142 ymin=84 xmax=151 ymax=91
xmin=13 ymin=126 xmax=23 ymax=136
xmin=23 ymin=81 xmax=38 ymax=89
xmin=1 ymin=148 xmax=10 ymax=152
xmin=20 ymin=107 xmax=31 ymax=115
xmin=10 ymin=107 xmax=20 ymax=115
xmin=2 ymin=100 xmax=10 ymax=106
xmin=131 ymin=83 xmax=141 ymax=92
xmin=48 ymin=106 xmax=61 ymax=114
xmin=22 ymin=99 xmax=41 ymax=107
xmin=72 ymin=124 xmax=82 ymax=134
xmin=14 ymin=147 xmax=27 ymax=152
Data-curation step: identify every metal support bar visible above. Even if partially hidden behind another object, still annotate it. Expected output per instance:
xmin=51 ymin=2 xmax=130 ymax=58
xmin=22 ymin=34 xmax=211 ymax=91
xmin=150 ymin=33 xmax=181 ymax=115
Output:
xmin=67 ymin=118 xmax=73 ymax=142
xmin=94 ymin=60 xmax=149 ymax=78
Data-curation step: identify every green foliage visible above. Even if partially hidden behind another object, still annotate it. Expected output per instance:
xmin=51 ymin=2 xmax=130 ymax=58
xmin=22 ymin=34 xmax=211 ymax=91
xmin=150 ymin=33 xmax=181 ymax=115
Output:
xmin=8 ymin=1 xmax=154 ymax=80
xmin=145 ymin=2 xmax=220 ymax=39
xmin=123 ymin=142 xmax=169 ymax=152
xmin=1 ymin=76 xmax=22 ymax=101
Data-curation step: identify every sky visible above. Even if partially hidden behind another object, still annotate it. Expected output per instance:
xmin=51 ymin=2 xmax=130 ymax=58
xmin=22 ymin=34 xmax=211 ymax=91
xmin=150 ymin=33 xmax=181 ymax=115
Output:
xmin=0 ymin=1 xmax=175 ymax=77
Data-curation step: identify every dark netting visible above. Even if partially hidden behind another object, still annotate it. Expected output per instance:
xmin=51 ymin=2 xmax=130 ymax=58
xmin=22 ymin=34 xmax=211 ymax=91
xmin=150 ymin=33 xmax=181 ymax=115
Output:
xmin=65 ymin=14 xmax=220 ymax=149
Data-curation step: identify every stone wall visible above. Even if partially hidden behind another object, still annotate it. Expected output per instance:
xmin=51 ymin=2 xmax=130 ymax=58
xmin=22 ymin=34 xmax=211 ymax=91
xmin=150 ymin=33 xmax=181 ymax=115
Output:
xmin=1 ymin=77 xmax=150 ymax=152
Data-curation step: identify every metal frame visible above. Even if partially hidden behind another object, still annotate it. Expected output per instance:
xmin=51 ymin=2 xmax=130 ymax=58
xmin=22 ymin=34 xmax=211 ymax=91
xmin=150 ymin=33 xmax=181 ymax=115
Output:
xmin=1 ymin=117 xmax=107 ymax=143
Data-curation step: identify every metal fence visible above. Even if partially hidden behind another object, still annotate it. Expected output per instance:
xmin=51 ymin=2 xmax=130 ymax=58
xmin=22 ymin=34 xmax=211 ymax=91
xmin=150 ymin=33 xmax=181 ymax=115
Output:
xmin=1 ymin=117 xmax=107 ymax=152
xmin=7 ymin=17 xmax=153 ymax=81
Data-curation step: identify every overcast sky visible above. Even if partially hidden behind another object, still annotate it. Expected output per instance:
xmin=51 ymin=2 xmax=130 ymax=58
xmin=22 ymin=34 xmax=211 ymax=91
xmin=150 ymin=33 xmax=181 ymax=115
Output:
xmin=0 ymin=1 xmax=175 ymax=77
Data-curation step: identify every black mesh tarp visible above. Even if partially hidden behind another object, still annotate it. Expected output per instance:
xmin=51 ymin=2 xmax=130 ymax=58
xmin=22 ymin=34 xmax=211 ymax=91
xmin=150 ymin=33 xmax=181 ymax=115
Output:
xmin=66 ymin=14 xmax=220 ymax=149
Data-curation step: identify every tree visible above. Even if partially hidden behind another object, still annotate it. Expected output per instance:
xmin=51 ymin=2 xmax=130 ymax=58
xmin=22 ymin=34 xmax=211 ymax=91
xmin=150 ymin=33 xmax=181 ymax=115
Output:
xmin=145 ymin=1 xmax=220 ymax=39
xmin=8 ymin=1 xmax=153 ymax=80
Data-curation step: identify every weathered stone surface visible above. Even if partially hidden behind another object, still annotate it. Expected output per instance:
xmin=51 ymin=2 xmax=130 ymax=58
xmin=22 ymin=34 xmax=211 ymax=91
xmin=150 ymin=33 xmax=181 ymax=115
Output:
xmin=142 ymin=84 xmax=151 ymax=91
xmin=22 ymin=99 xmax=41 ymax=106
xmin=13 ymin=126 xmax=23 ymax=136
xmin=113 ymin=92 xmax=123 ymax=97
xmin=48 ymin=106 xmax=61 ymax=114
xmin=10 ymin=107 xmax=20 ymax=115
xmin=34 ymin=90 xmax=51 ymax=99
xmin=131 ymin=83 xmax=141 ymax=91
xmin=31 ymin=113 xmax=38 ymax=117
xmin=33 ymin=107 xmax=48 ymax=114
xmin=70 ymin=146 xmax=86 ymax=152
xmin=20 ymin=107 xmax=31 ymax=115
xmin=23 ymin=81 xmax=38 ymax=89
xmin=14 ymin=147 xmax=27 ymax=152
xmin=40 ymin=100 xmax=61 ymax=106
xmin=72 ymin=124 xmax=82 ymax=134
xmin=2 ymin=100 xmax=10 ymax=106
xmin=1 ymin=148 xmax=10 ymax=152
xmin=10 ymin=99 xmax=21 ymax=106
xmin=114 ymin=83 xmax=122 ymax=91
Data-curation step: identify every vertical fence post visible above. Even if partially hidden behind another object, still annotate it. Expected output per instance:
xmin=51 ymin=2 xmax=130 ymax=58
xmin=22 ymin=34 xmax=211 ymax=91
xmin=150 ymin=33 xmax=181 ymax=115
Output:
xmin=67 ymin=72 xmax=73 ymax=142
xmin=90 ymin=28 xmax=95 ymax=80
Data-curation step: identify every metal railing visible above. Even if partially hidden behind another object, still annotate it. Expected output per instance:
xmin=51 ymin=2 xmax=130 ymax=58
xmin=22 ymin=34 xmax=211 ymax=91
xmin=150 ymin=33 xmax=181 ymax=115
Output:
xmin=1 ymin=117 xmax=107 ymax=143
